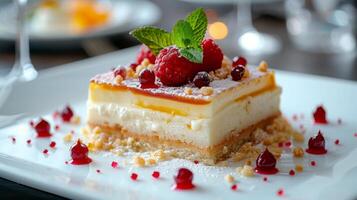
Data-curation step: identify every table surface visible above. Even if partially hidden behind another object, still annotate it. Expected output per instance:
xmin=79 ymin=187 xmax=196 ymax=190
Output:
xmin=0 ymin=0 xmax=355 ymax=199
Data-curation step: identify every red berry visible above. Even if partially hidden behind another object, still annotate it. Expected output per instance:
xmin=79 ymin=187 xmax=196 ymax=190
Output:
xmin=113 ymin=66 xmax=126 ymax=78
xmin=289 ymin=169 xmax=295 ymax=176
xmin=139 ymin=69 xmax=156 ymax=86
xmin=34 ymin=119 xmax=52 ymax=138
xmin=131 ymin=173 xmax=138 ymax=181
xmin=152 ymin=171 xmax=160 ymax=179
xmin=136 ymin=45 xmax=156 ymax=64
xmin=193 ymin=72 xmax=210 ymax=88
xmin=111 ymin=161 xmax=118 ymax=168
xmin=231 ymin=66 xmax=245 ymax=81
xmin=310 ymin=161 xmax=316 ymax=166
xmin=174 ymin=168 xmax=195 ymax=190
xmin=313 ymin=105 xmax=328 ymax=124
xmin=61 ymin=106 xmax=74 ymax=122
xmin=129 ymin=63 xmax=138 ymax=71
xmin=335 ymin=139 xmax=340 ymax=145
xmin=231 ymin=184 xmax=238 ymax=191
xmin=232 ymin=56 xmax=247 ymax=67
xmin=49 ymin=141 xmax=56 ymax=148
xmin=285 ymin=141 xmax=292 ymax=147
xmin=277 ymin=188 xmax=284 ymax=196
xmin=154 ymin=47 xmax=200 ymax=86
xmin=201 ymin=39 xmax=223 ymax=72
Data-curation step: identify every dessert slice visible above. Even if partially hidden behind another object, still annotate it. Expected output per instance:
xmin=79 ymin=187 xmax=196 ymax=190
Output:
xmin=84 ymin=8 xmax=287 ymax=164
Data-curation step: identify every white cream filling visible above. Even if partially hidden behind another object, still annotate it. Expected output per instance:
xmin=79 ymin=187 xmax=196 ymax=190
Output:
xmin=87 ymin=88 xmax=281 ymax=148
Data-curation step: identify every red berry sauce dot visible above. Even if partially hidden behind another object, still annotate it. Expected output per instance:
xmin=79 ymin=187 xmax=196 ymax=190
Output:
xmin=49 ymin=141 xmax=56 ymax=148
xmin=292 ymin=114 xmax=298 ymax=121
xmin=285 ymin=141 xmax=292 ymax=147
xmin=263 ymin=177 xmax=268 ymax=182
xmin=52 ymin=111 xmax=60 ymax=119
xmin=152 ymin=171 xmax=160 ymax=179
xmin=111 ymin=161 xmax=118 ymax=168
xmin=65 ymin=161 xmax=69 ymax=164
xmin=313 ymin=105 xmax=328 ymax=124
xmin=11 ymin=136 xmax=16 ymax=143
xmin=70 ymin=139 xmax=92 ymax=165
xmin=193 ymin=72 xmax=210 ymax=88
xmin=289 ymin=169 xmax=295 ymax=176
xmin=231 ymin=184 xmax=238 ymax=191
xmin=334 ymin=139 xmax=340 ymax=145
xmin=43 ymin=149 xmax=49 ymax=154
xmin=26 ymin=139 xmax=31 ymax=145
xmin=354 ymin=133 xmax=357 ymax=137
xmin=34 ymin=118 xmax=52 ymax=138
xmin=113 ymin=66 xmax=126 ymax=78
xmin=193 ymin=160 xmax=199 ymax=165
xmin=29 ymin=120 xmax=34 ymax=127
xmin=231 ymin=66 xmax=245 ymax=81
xmin=310 ymin=161 xmax=316 ymax=166
xmin=278 ymin=142 xmax=283 ymax=148
xmin=255 ymin=148 xmax=279 ymax=175
xmin=277 ymin=188 xmax=284 ymax=196
xmin=306 ymin=130 xmax=327 ymax=155
xmin=139 ymin=69 xmax=158 ymax=89
xmin=232 ymin=56 xmax=247 ymax=67
xmin=131 ymin=173 xmax=138 ymax=181
xmin=96 ymin=169 xmax=101 ymax=173
xmin=55 ymin=125 xmax=60 ymax=131
xmin=173 ymin=168 xmax=195 ymax=190
xmin=61 ymin=105 xmax=74 ymax=122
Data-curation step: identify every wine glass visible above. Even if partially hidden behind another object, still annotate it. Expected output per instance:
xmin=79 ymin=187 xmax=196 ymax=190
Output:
xmin=0 ymin=0 xmax=37 ymax=108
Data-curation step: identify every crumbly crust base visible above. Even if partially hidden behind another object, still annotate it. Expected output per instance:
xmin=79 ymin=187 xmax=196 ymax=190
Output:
xmin=82 ymin=112 xmax=300 ymax=165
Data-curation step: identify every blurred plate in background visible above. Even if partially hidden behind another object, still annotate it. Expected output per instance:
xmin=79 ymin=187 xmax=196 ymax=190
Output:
xmin=0 ymin=0 xmax=161 ymax=42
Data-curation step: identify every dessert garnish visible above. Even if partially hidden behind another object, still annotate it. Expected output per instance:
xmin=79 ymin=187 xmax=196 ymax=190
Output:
xmin=130 ymin=173 xmax=138 ymax=181
xmin=334 ymin=139 xmax=340 ymax=145
xmin=49 ymin=141 xmax=56 ymax=148
xmin=231 ymin=66 xmax=245 ymax=81
xmin=232 ymin=56 xmax=247 ymax=67
xmin=43 ymin=149 xmax=49 ymax=154
xmin=113 ymin=67 xmax=126 ymax=78
xmin=60 ymin=105 xmax=74 ymax=123
xmin=313 ymin=105 xmax=328 ymax=124
xmin=263 ymin=177 xmax=268 ymax=182
xmin=96 ymin=169 xmax=101 ymax=173
xmin=34 ymin=118 xmax=52 ymax=138
xmin=310 ymin=160 xmax=316 ymax=166
xmin=277 ymin=188 xmax=284 ymax=196
xmin=29 ymin=120 xmax=34 ymax=127
xmin=69 ymin=139 xmax=92 ymax=165
xmin=173 ymin=168 xmax=195 ymax=190
xmin=111 ymin=161 xmax=118 ymax=168
xmin=136 ymin=45 xmax=156 ymax=65
xmin=289 ymin=169 xmax=295 ymax=176
xmin=193 ymin=71 xmax=210 ymax=88
xmin=231 ymin=184 xmax=238 ymax=191
xmin=152 ymin=171 xmax=160 ymax=179
xmin=306 ymin=131 xmax=327 ymax=155
xmin=138 ymin=69 xmax=158 ymax=89
xmin=26 ymin=139 xmax=31 ymax=145
xmin=255 ymin=148 xmax=279 ymax=175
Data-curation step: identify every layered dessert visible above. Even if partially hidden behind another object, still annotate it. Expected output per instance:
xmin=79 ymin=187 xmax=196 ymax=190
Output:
xmin=85 ymin=9 xmax=290 ymax=164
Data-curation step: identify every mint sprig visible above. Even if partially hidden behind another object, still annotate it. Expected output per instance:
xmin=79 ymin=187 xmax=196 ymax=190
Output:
xmin=129 ymin=8 xmax=207 ymax=63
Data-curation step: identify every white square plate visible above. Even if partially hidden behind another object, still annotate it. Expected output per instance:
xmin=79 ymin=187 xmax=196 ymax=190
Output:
xmin=0 ymin=47 xmax=357 ymax=200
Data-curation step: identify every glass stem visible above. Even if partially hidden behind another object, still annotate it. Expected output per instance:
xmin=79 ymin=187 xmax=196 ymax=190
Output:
xmin=237 ymin=1 xmax=255 ymax=34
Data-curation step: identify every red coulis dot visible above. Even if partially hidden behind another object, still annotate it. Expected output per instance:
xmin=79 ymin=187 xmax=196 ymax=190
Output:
xmin=111 ymin=161 xmax=118 ymax=168
xmin=96 ymin=169 xmax=101 ymax=173
xmin=232 ymin=56 xmax=247 ymax=67
xmin=277 ymin=188 xmax=284 ymax=196
xmin=334 ymin=139 xmax=340 ymax=145
xmin=34 ymin=118 xmax=52 ymax=138
xmin=289 ymin=169 xmax=295 ymax=176
xmin=61 ymin=105 xmax=74 ymax=122
xmin=131 ymin=173 xmax=138 ymax=181
xmin=313 ymin=105 xmax=328 ymax=124
xmin=193 ymin=160 xmax=199 ymax=165
xmin=306 ymin=130 xmax=327 ymax=155
xmin=263 ymin=177 xmax=268 ymax=182
xmin=43 ymin=149 xmax=48 ymax=154
xmin=70 ymin=139 xmax=92 ymax=165
xmin=55 ymin=125 xmax=60 ymax=131
xmin=311 ymin=161 xmax=316 ymax=166
xmin=285 ymin=141 xmax=292 ymax=147
xmin=173 ymin=168 xmax=195 ymax=190
xmin=49 ymin=141 xmax=56 ymax=148
xmin=139 ymin=69 xmax=159 ymax=89
xmin=231 ymin=184 xmax=238 ymax=191
xmin=11 ymin=137 xmax=16 ymax=143
xmin=255 ymin=148 xmax=279 ymax=175
xmin=152 ymin=171 xmax=160 ymax=179
xmin=29 ymin=120 xmax=34 ymax=127
xmin=231 ymin=65 xmax=245 ymax=81
xmin=26 ymin=139 xmax=31 ymax=144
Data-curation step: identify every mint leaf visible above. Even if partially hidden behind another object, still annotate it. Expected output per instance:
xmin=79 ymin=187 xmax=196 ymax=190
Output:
xmin=171 ymin=20 xmax=195 ymax=49
xmin=186 ymin=8 xmax=207 ymax=47
xmin=130 ymin=26 xmax=172 ymax=55
xmin=180 ymin=48 xmax=203 ymax=63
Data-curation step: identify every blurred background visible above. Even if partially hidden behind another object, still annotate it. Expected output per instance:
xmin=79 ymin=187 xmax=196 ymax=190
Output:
xmin=0 ymin=0 xmax=356 ymax=80
xmin=0 ymin=0 xmax=356 ymax=199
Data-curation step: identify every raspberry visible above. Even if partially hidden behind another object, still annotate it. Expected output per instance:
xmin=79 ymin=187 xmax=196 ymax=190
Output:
xmin=154 ymin=47 xmax=199 ymax=86
xmin=193 ymin=72 xmax=210 ymax=88
xmin=136 ymin=45 xmax=156 ymax=64
xmin=201 ymin=39 xmax=223 ymax=72
xmin=61 ymin=106 xmax=74 ymax=122
xmin=139 ymin=69 xmax=155 ymax=85
xmin=231 ymin=65 xmax=245 ymax=81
